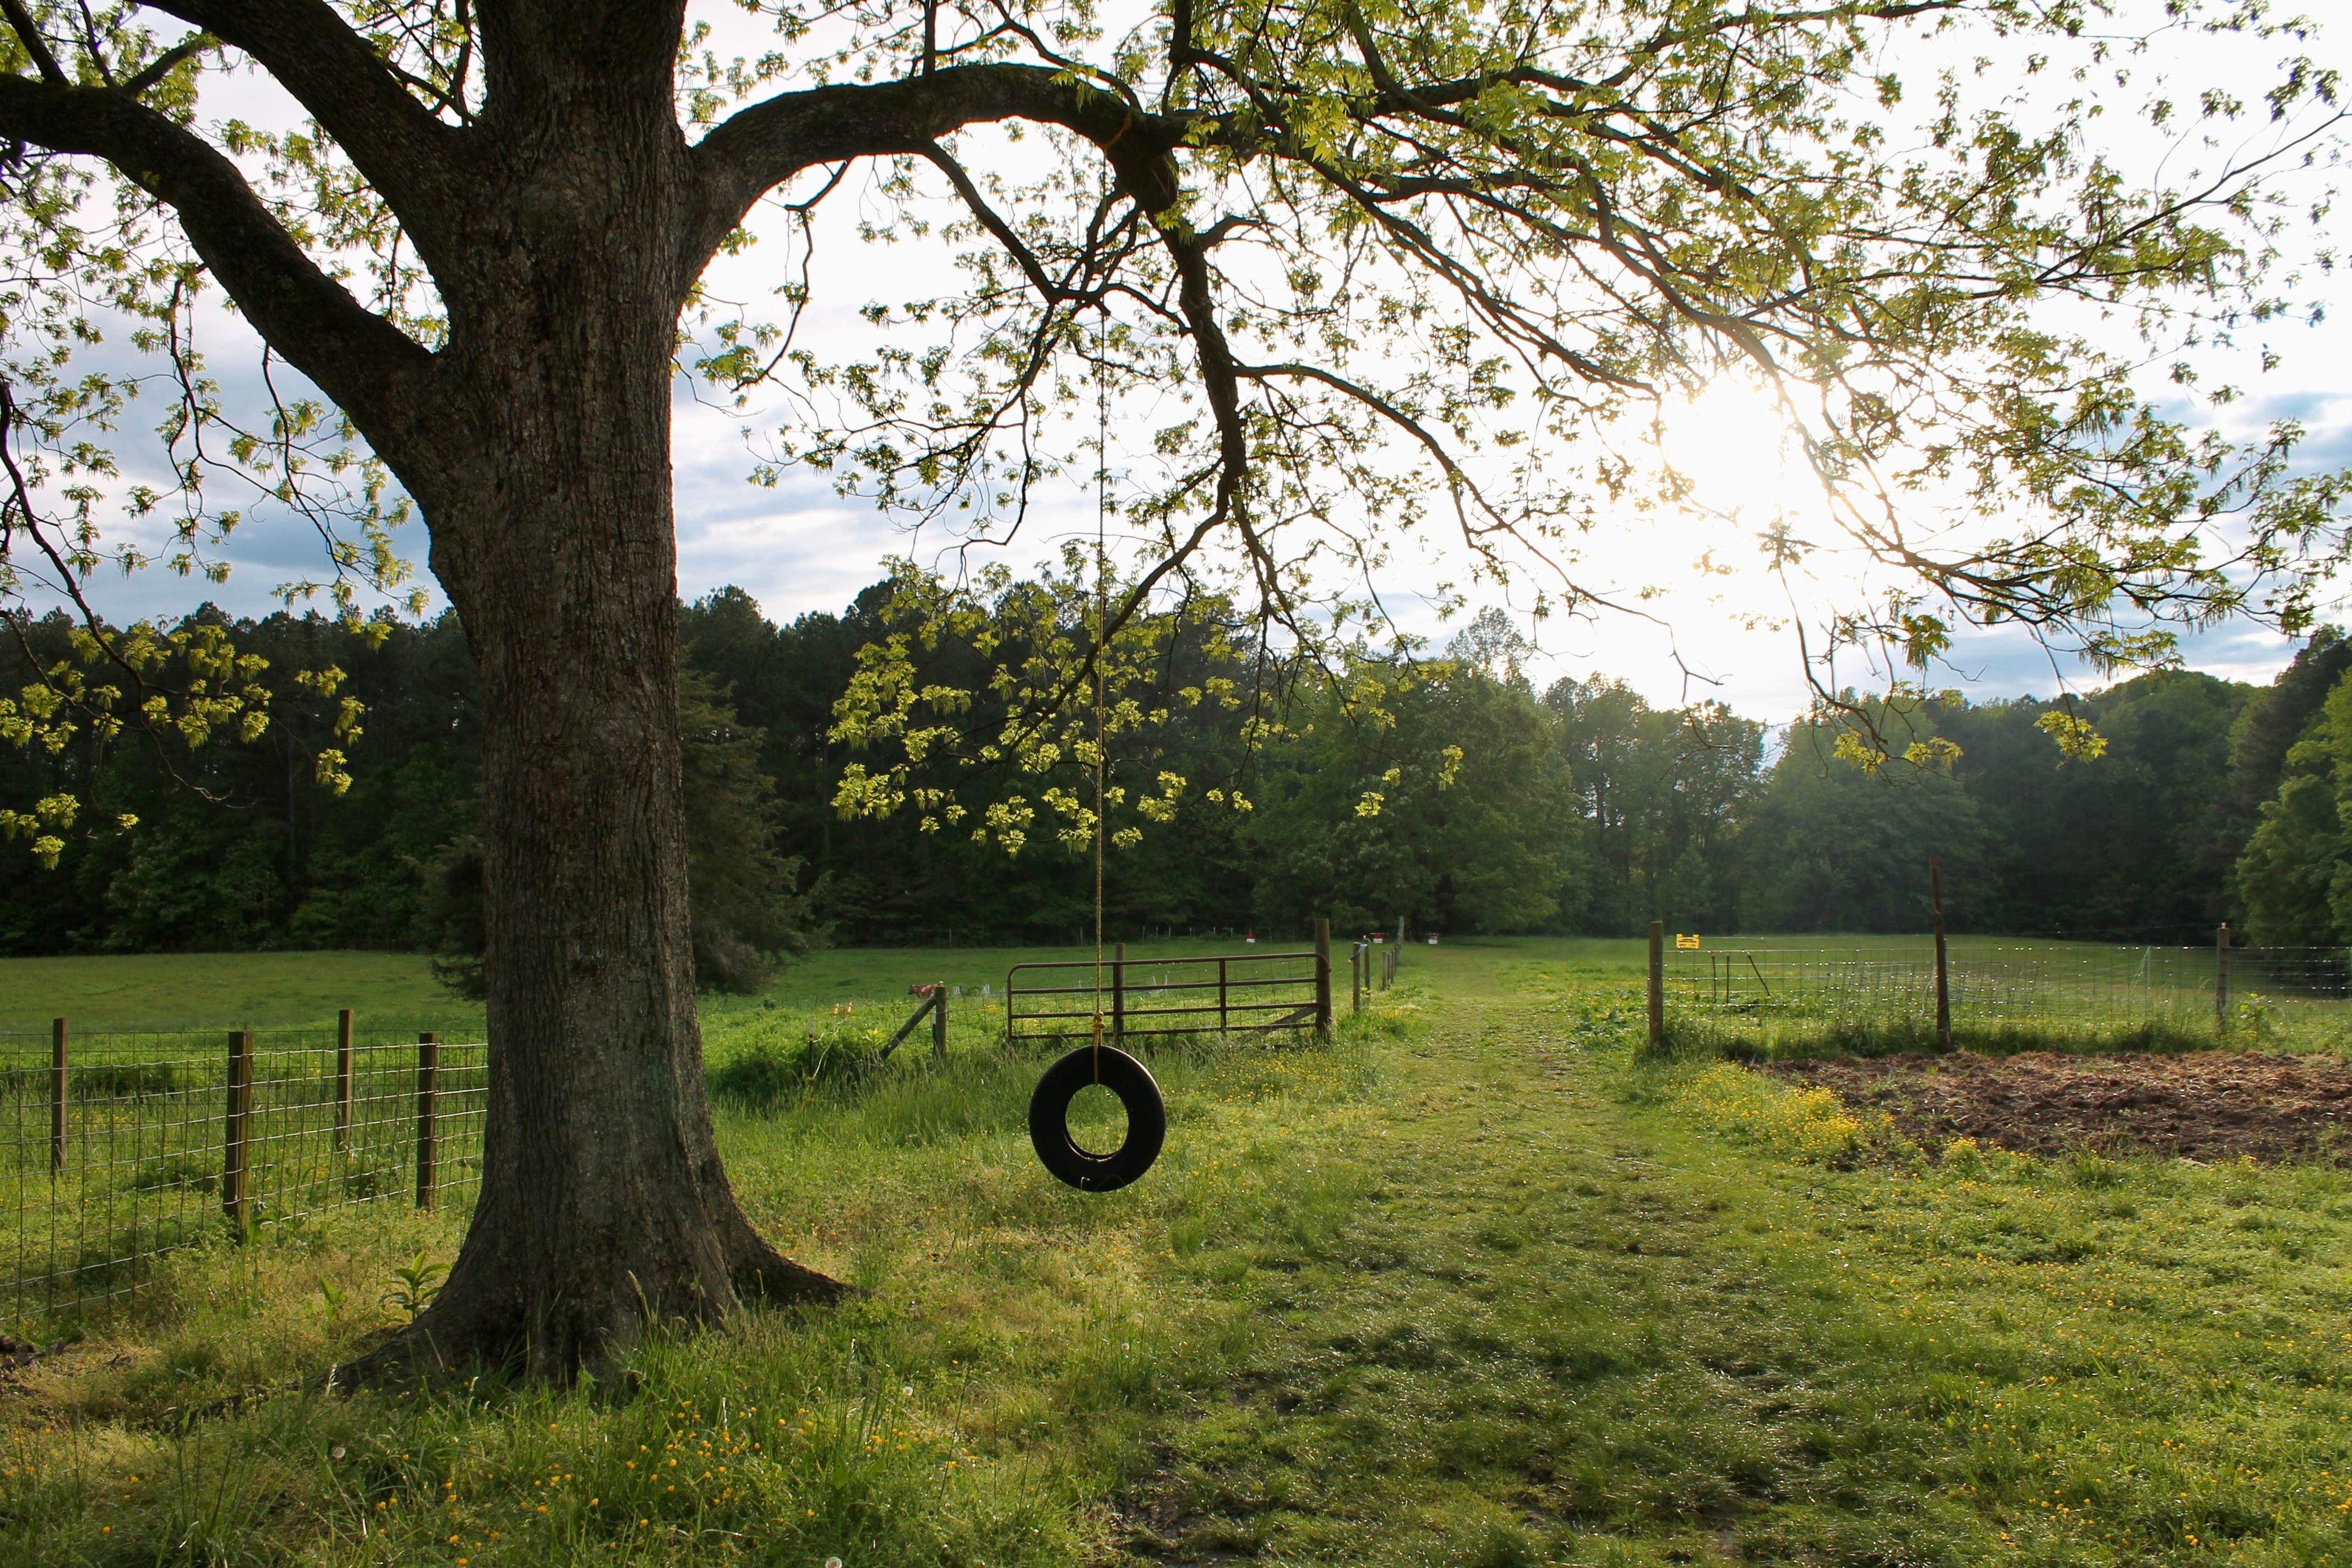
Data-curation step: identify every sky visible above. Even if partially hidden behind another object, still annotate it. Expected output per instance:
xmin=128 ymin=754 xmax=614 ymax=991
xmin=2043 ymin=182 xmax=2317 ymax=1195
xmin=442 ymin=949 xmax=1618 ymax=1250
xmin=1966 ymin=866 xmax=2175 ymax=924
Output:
xmin=12 ymin=2 xmax=2351 ymax=724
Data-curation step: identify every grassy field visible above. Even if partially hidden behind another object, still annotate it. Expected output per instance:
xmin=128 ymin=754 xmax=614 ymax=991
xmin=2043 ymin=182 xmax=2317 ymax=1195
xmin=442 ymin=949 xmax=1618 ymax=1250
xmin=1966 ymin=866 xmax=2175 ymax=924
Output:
xmin=2 ymin=935 xmax=1610 ymax=1030
xmin=0 ymin=932 xmax=2163 ymax=1033
xmin=0 ymin=950 xmax=486 ymax=1033
xmin=4 ymin=946 xmax=2352 ymax=1563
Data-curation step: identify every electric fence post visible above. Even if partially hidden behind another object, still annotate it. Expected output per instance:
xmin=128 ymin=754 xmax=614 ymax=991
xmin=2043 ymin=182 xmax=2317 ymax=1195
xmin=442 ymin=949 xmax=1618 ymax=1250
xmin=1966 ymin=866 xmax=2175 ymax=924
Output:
xmin=1647 ymin=922 xmax=1665 ymax=1049
xmin=1931 ymin=857 xmax=1952 ymax=1050
xmin=1314 ymin=919 xmax=1333 ymax=1038
xmin=2216 ymin=923 xmax=2232 ymax=1033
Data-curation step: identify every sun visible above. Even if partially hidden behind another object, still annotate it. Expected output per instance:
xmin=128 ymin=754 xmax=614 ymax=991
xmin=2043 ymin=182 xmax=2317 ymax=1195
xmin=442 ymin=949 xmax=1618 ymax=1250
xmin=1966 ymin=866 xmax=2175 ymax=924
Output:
xmin=1653 ymin=378 xmax=1821 ymax=529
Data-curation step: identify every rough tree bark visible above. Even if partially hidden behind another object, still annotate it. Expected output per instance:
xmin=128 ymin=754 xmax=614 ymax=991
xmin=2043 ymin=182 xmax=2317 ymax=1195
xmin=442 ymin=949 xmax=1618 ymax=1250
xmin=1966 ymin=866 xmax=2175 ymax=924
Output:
xmin=367 ymin=11 xmax=850 ymax=1375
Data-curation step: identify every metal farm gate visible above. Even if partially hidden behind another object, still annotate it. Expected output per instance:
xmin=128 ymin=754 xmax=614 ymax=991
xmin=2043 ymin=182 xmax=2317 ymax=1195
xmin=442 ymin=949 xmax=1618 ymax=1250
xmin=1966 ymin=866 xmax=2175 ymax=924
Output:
xmin=1005 ymin=947 xmax=1332 ymax=1044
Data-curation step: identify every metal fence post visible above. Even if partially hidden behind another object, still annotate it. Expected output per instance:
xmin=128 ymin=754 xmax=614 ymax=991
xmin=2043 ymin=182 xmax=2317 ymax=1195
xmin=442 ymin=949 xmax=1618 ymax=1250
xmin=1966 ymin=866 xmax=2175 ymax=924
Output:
xmin=1931 ymin=857 xmax=1952 ymax=1050
xmin=1219 ymin=956 xmax=1229 ymax=1034
xmin=1314 ymin=918 xmax=1333 ymax=1036
xmin=50 ymin=1016 xmax=67 ymax=1176
xmin=1647 ymin=922 xmax=1665 ymax=1048
xmin=932 ymin=984 xmax=949 ymax=1059
xmin=415 ymin=1031 xmax=440 ymax=1210
xmin=334 ymin=1007 xmax=354 ymax=1152
xmin=223 ymin=1030 xmax=253 ymax=1232
xmin=2216 ymin=923 xmax=2232 ymax=1032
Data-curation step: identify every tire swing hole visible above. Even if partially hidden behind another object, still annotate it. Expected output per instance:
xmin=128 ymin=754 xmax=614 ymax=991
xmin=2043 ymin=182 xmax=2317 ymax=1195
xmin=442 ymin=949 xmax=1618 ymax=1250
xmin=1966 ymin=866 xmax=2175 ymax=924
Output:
xmin=1030 ymin=1046 xmax=1166 ymax=1192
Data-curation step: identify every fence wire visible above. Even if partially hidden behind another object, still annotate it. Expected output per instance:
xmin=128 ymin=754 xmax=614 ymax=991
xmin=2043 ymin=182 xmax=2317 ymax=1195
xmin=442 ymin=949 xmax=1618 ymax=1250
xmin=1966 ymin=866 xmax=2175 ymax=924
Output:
xmin=1665 ymin=944 xmax=2352 ymax=1035
xmin=0 ymin=1027 xmax=484 ymax=1335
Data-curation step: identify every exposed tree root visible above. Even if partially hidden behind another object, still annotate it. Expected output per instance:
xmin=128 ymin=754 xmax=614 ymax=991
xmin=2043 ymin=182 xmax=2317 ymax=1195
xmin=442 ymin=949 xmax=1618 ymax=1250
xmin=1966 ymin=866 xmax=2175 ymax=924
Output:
xmin=330 ymin=1242 xmax=852 ymax=1391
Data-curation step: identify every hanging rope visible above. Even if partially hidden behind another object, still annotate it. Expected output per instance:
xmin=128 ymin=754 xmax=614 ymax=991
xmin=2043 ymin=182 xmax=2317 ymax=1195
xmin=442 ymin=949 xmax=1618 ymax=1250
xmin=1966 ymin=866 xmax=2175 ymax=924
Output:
xmin=1023 ymin=276 xmax=1167 ymax=1197
xmin=1090 ymin=298 xmax=1110 ymax=1087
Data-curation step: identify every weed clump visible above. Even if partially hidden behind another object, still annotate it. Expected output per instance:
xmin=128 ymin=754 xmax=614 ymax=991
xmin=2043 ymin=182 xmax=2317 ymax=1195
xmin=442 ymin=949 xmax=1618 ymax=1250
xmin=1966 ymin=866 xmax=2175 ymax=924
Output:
xmin=72 ymin=1061 xmax=177 ymax=1097
xmin=1662 ymin=1061 xmax=1906 ymax=1166
xmin=708 ymin=1031 xmax=886 ymax=1109
xmin=1657 ymin=1005 xmax=2227 ymax=1063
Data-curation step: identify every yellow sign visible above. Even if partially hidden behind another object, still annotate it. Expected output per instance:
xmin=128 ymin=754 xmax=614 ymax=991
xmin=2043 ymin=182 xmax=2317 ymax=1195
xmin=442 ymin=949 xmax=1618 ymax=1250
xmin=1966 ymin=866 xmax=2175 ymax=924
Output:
xmin=1675 ymin=934 xmax=1701 ymax=950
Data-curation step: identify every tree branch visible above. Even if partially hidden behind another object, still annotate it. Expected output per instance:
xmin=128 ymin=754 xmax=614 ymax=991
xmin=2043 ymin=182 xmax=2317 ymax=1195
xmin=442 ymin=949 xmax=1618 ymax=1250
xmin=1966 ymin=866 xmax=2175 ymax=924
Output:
xmin=119 ymin=33 xmax=214 ymax=97
xmin=0 ymin=74 xmax=440 ymax=465
xmin=919 ymin=141 xmax=1066 ymax=302
xmin=0 ymin=0 xmax=66 ymax=85
xmin=687 ymin=63 xmax=1175 ymax=280
xmin=139 ymin=0 xmax=467 ymax=248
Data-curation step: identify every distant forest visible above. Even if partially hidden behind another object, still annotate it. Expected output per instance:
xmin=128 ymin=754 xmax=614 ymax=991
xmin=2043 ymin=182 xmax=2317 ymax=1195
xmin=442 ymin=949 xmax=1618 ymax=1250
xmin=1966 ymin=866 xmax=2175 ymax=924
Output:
xmin=9 ymin=581 xmax=2352 ymax=973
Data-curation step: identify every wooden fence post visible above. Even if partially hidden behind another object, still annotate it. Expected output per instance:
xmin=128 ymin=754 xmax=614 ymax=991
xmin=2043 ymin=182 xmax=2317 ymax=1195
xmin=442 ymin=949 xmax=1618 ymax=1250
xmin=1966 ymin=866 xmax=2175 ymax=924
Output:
xmin=50 ymin=1016 xmax=67 ymax=1176
xmin=1647 ymin=922 xmax=1665 ymax=1048
xmin=2216 ymin=923 xmax=2232 ymax=1032
xmin=415 ymin=1031 xmax=440 ymax=1210
xmin=881 ymin=991 xmax=939 ymax=1060
xmin=223 ymin=1030 xmax=253 ymax=1232
xmin=1352 ymin=943 xmax=1365 ymax=1016
xmin=1314 ymin=918 xmax=1333 ymax=1037
xmin=932 ymin=983 xmax=949 ymax=1059
xmin=1219 ymin=956 xmax=1229 ymax=1034
xmin=334 ymin=1008 xmax=353 ymax=1152
xmin=1931 ymin=857 xmax=1952 ymax=1050
xmin=1112 ymin=941 xmax=1126 ymax=1043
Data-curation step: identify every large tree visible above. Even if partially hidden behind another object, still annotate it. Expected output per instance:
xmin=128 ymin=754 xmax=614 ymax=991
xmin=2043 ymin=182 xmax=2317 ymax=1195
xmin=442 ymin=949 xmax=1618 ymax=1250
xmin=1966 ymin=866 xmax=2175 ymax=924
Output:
xmin=0 ymin=0 xmax=2342 ymax=1374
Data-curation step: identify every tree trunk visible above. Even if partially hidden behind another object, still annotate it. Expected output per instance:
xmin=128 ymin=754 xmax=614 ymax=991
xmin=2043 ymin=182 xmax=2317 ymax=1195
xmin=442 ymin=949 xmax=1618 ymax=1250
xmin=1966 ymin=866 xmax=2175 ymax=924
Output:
xmin=356 ymin=51 xmax=843 ymax=1380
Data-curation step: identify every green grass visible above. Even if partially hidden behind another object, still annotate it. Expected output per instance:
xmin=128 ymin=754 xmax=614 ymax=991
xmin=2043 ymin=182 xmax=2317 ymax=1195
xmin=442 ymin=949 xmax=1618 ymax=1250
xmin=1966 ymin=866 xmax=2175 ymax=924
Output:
xmin=12 ymin=946 xmax=2352 ymax=1563
xmin=0 ymin=951 xmax=482 ymax=1033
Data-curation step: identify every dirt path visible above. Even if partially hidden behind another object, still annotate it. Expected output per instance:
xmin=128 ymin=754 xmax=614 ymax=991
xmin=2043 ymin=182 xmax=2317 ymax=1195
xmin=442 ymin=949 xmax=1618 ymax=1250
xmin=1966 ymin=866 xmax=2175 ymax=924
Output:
xmin=1771 ymin=1048 xmax=2352 ymax=1162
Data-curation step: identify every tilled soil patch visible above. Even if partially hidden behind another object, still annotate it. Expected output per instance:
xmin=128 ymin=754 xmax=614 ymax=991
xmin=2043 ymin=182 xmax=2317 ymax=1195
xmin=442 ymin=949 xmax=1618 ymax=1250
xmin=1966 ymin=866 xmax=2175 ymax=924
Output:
xmin=1766 ymin=1049 xmax=2352 ymax=1164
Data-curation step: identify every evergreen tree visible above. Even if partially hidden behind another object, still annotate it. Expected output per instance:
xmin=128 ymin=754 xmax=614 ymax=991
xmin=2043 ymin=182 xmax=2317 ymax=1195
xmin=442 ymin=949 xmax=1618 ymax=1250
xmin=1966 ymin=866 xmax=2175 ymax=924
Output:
xmin=2236 ymin=671 xmax=2352 ymax=946
xmin=2205 ymin=630 xmax=2352 ymax=906
xmin=679 ymin=669 xmax=818 ymax=992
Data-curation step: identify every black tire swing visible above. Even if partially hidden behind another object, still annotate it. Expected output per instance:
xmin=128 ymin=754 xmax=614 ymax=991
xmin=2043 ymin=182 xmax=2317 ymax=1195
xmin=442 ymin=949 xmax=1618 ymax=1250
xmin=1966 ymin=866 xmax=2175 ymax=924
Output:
xmin=1030 ymin=298 xmax=1166 ymax=1195
xmin=1030 ymin=1041 xmax=1164 ymax=1191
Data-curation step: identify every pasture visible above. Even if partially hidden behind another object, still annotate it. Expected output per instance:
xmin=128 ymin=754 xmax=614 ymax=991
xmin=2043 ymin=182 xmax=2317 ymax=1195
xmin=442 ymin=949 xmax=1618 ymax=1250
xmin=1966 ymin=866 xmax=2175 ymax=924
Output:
xmin=1 ymin=941 xmax=2350 ymax=1565
xmin=0 ymin=932 xmax=2153 ymax=1033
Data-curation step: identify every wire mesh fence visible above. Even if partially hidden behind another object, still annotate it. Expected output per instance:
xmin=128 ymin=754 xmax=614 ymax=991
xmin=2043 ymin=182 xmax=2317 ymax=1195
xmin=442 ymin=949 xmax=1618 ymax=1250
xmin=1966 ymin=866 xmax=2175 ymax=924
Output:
xmin=1665 ymin=943 xmax=2352 ymax=1042
xmin=0 ymin=1024 xmax=484 ymax=1335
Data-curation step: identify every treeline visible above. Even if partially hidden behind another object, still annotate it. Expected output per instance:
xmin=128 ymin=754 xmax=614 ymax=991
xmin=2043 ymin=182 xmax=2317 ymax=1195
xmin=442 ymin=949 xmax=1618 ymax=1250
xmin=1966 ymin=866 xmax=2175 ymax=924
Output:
xmin=6 ymin=585 xmax=2348 ymax=964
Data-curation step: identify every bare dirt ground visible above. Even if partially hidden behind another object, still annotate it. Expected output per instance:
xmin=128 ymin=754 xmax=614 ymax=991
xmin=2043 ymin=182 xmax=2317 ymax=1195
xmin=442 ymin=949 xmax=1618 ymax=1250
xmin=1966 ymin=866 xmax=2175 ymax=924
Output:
xmin=1767 ymin=1049 xmax=2352 ymax=1163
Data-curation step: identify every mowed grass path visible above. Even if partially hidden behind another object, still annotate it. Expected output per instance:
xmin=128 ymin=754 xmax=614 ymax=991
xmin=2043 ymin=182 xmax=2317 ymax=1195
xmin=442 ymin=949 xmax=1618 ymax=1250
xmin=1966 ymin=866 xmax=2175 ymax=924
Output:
xmin=2 ymin=956 xmax=2352 ymax=1562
